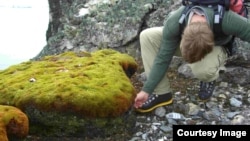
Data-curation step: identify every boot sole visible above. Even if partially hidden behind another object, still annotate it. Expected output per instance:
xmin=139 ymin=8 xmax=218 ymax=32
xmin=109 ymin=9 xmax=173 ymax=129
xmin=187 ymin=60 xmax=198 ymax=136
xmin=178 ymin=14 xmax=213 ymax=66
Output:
xmin=198 ymin=94 xmax=212 ymax=102
xmin=198 ymin=97 xmax=211 ymax=102
xmin=135 ymin=99 xmax=173 ymax=113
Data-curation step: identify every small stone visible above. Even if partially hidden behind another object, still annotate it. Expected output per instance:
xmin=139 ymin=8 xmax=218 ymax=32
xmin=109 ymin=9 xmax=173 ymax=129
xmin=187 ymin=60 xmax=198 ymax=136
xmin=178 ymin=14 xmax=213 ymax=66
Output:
xmin=29 ymin=78 xmax=36 ymax=82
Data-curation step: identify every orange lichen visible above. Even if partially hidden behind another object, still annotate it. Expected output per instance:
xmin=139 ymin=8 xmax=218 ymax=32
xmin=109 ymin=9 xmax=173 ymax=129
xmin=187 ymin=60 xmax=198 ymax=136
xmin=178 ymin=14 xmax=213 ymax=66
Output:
xmin=0 ymin=105 xmax=29 ymax=141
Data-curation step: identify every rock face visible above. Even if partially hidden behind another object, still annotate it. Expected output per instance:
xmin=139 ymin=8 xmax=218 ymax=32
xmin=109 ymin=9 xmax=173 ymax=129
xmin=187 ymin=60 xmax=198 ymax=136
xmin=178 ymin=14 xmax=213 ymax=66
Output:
xmin=0 ymin=49 xmax=138 ymax=138
xmin=37 ymin=0 xmax=250 ymax=85
xmin=35 ymin=0 xmax=181 ymax=59
xmin=0 ymin=105 xmax=29 ymax=141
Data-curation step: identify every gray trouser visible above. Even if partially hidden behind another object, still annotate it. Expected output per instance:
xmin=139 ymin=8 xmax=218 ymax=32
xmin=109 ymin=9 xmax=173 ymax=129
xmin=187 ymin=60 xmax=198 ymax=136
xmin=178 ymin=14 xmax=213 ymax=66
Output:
xmin=140 ymin=27 xmax=228 ymax=95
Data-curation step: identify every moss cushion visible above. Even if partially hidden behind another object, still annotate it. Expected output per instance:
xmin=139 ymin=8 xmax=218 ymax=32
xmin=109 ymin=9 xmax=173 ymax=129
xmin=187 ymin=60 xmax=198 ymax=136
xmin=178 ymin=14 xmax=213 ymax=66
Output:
xmin=0 ymin=105 xmax=29 ymax=141
xmin=0 ymin=49 xmax=138 ymax=118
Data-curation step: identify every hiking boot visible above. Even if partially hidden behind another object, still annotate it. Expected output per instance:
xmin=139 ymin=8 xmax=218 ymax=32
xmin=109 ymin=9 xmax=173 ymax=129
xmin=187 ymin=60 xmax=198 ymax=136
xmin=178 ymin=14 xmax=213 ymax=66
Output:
xmin=136 ymin=93 xmax=173 ymax=113
xmin=198 ymin=81 xmax=216 ymax=101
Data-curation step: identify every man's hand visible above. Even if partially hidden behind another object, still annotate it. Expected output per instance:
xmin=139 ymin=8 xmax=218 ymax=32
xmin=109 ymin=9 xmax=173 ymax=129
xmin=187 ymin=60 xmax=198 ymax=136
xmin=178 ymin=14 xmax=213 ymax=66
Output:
xmin=134 ymin=91 xmax=149 ymax=108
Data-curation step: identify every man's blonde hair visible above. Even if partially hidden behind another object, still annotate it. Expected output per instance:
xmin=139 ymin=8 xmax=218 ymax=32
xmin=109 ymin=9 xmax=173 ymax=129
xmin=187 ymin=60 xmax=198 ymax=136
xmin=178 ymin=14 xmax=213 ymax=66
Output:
xmin=180 ymin=22 xmax=214 ymax=63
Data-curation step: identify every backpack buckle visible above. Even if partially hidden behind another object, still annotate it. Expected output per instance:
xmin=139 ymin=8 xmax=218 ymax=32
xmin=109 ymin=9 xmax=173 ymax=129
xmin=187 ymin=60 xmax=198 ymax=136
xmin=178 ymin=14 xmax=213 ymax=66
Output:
xmin=214 ymin=5 xmax=224 ymax=24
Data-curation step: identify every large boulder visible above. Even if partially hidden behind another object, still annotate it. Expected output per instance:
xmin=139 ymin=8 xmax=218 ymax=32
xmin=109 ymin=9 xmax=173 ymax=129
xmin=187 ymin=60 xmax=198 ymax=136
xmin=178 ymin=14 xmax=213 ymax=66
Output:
xmin=0 ymin=49 xmax=138 ymax=138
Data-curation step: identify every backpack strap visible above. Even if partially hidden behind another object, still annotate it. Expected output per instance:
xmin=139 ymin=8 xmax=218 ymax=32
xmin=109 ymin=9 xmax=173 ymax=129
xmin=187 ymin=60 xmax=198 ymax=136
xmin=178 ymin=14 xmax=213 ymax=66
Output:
xmin=179 ymin=5 xmax=192 ymax=35
xmin=224 ymin=0 xmax=230 ymax=10
xmin=213 ymin=5 xmax=226 ymax=37
xmin=241 ymin=0 xmax=249 ymax=17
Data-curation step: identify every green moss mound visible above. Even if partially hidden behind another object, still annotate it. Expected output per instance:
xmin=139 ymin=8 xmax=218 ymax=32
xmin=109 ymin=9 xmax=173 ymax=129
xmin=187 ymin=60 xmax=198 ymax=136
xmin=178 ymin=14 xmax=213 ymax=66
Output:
xmin=0 ymin=49 xmax=138 ymax=118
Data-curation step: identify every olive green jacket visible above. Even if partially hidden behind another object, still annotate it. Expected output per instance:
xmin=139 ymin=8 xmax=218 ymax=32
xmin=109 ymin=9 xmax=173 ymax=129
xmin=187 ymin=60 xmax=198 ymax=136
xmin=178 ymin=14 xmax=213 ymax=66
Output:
xmin=142 ymin=6 xmax=250 ymax=94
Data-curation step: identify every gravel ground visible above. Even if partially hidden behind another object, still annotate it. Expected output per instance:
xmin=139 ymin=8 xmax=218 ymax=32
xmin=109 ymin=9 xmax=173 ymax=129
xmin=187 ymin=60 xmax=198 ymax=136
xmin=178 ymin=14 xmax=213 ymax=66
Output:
xmin=129 ymin=69 xmax=250 ymax=141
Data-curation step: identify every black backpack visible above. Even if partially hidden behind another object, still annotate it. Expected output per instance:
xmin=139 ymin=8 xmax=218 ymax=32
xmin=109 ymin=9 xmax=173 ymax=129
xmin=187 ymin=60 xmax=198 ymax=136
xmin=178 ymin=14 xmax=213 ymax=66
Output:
xmin=179 ymin=0 xmax=249 ymax=55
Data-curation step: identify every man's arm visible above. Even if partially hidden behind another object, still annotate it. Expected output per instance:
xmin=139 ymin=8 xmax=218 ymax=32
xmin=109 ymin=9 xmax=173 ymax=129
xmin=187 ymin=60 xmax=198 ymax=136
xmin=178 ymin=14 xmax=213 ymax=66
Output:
xmin=141 ymin=7 xmax=184 ymax=94
xmin=222 ymin=10 xmax=250 ymax=42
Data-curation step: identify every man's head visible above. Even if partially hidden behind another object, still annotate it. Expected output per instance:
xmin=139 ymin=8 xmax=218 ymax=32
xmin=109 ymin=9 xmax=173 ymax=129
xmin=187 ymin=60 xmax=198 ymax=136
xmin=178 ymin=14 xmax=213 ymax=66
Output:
xmin=180 ymin=22 xmax=214 ymax=63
